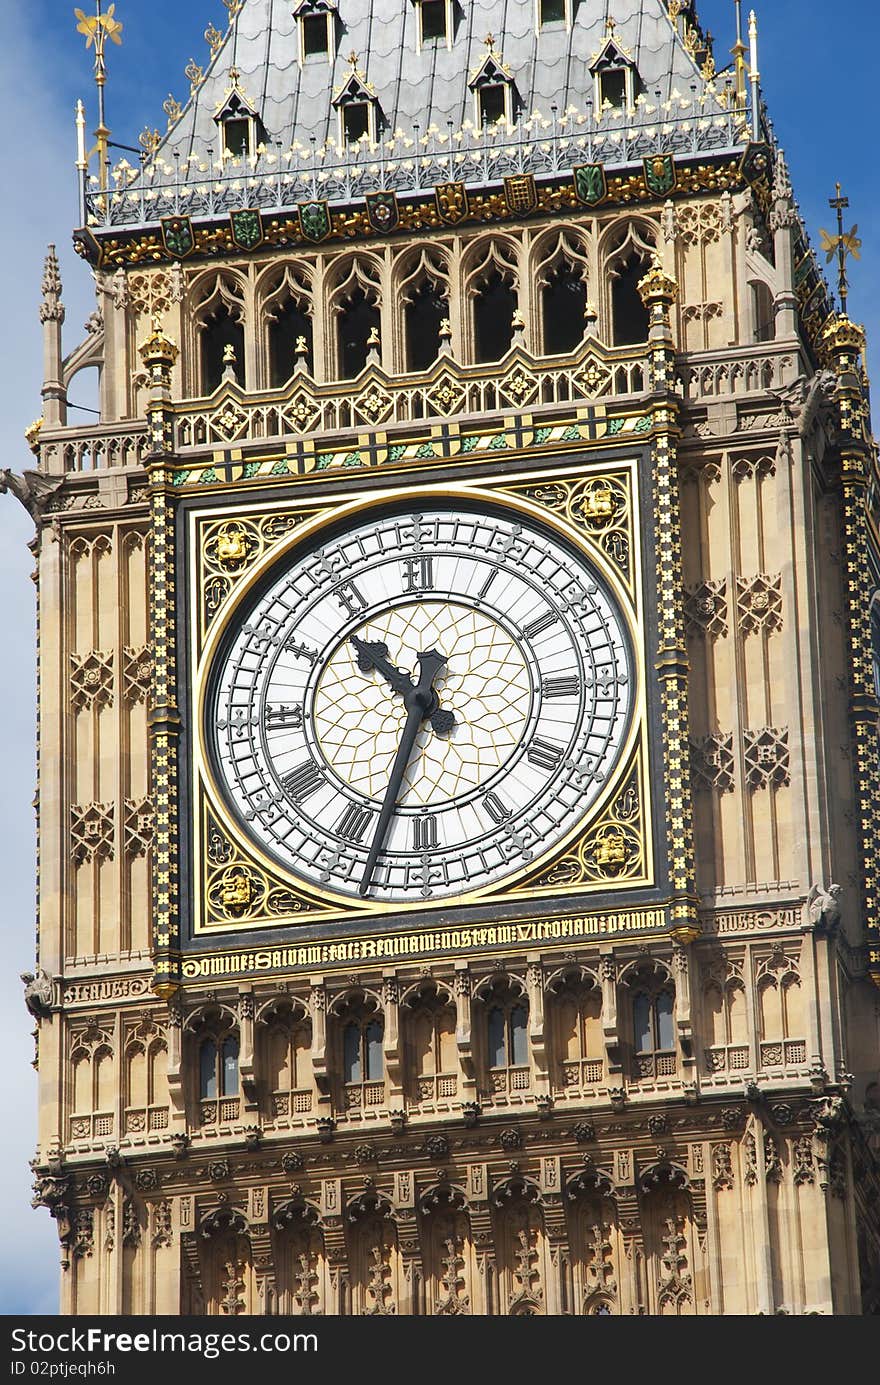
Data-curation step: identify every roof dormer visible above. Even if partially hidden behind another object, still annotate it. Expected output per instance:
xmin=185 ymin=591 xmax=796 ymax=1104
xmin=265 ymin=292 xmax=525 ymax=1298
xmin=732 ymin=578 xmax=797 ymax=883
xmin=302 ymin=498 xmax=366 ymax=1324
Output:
xmin=469 ymin=40 xmax=517 ymax=126
xmin=589 ymin=33 xmax=639 ymax=115
xmin=213 ymin=71 xmax=265 ymax=157
xmin=293 ymin=0 xmax=338 ymax=63
xmin=332 ymin=58 xmax=381 ymax=145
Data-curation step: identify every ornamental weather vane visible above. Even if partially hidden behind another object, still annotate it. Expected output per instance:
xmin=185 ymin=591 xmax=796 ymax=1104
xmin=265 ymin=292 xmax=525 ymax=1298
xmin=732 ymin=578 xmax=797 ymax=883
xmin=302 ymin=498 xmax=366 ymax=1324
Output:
xmin=820 ymin=183 xmax=862 ymax=318
xmin=73 ymin=2 xmax=123 ymax=193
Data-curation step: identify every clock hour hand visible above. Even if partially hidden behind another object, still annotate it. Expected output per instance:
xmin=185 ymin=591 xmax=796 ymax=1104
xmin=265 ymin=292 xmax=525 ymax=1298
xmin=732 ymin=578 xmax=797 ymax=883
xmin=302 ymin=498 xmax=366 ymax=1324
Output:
xmin=350 ymin=634 xmax=413 ymax=697
xmin=359 ymin=648 xmax=447 ymax=896
xmin=351 ymin=633 xmax=456 ymax=736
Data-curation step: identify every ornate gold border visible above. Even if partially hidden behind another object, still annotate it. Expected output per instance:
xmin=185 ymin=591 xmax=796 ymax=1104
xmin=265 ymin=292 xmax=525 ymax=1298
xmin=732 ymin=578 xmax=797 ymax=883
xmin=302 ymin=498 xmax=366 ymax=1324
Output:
xmin=187 ymin=465 xmax=653 ymax=933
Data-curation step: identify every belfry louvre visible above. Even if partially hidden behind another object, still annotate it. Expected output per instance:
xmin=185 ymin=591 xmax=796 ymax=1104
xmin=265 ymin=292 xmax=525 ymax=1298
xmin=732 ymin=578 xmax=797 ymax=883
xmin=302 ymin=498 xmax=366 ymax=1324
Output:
xmin=15 ymin=0 xmax=880 ymax=1314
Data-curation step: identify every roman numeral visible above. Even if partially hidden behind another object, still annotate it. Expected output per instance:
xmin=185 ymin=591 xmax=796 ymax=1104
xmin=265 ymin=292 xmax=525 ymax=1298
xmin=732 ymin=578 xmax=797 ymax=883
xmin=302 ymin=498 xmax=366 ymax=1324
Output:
xmin=336 ymin=580 xmax=368 ymax=618
xmin=412 ymin=814 xmax=438 ymax=851
xmin=482 ymin=791 xmax=512 ymax=825
xmin=265 ymin=704 xmax=303 ymax=730
xmin=527 ymin=737 xmax=563 ymax=771
xmin=523 ymin=610 xmax=557 ymax=641
xmin=541 ymin=675 xmax=580 ymax=699
xmin=284 ymin=636 xmax=318 ymax=665
xmin=403 ymin=555 xmax=434 ymax=593
xmin=335 ymin=801 xmax=373 ymax=843
xmin=280 ymin=759 xmax=325 ymax=802
xmin=477 ymin=568 xmax=498 ymax=600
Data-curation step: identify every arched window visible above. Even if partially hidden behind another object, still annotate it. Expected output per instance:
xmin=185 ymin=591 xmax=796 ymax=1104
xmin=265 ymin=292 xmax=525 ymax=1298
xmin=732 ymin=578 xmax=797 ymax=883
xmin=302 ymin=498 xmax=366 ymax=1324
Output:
xmin=267 ymin=297 xmax=313 ymax=385
xmin=199 ymin=302 xmax=244 ymax=393
xmin=624 ymin=964 xmax=676 ymax=1081
xmin=405 ymin=982 xmax=457 ymax=1103
xmin=551 ymin=972 xmax=603 ymax=1090
xmin=473 ymin=271 xmax=517 ymax=363
xmin=542 ymin=262 xmax=587 ymax=355
xmin=199 ymin=1039 xmax=217 ymax=1100
xmin=333 ymin=991 xmax=385 ymax=1111
xmin=199 ymin=1035 xmax=239 ymax=1100
xmin=342 ymin=1019 xmax=383 ymax=1083
xmin=189 ymin=1008 xmax=240 ymax=1125
xmin=404 ymin=280 xmax=448 ymax=372
xmin=611 ymin=254 xmax=650 ymax=345
xmin=757 ymin=950 xmax=806 ymax=1068
xmin=262 ymin=1002 xmax=313 ymax=1121
xmin=337 ymin=287 xmax=380 ymax=379
xmin=478 ymin=976 xmax=530 ymax=1097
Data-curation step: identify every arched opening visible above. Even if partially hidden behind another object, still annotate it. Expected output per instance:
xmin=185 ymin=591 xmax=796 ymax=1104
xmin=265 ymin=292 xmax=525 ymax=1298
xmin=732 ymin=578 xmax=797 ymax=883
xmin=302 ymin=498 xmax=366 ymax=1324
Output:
xmin=611 ymin=254 xmax=650 ymax=345
xmin=751 ymin=280 xmax=775 ymax=342
xmin=542 ymin=263 xmax=587 ymax=354
xmin=404 ymin=280 xmax=447 ymax=371
xmin=473 ymin=271 xmax=517 ymax=363
xmin=268 ymin=297 xmax=313 ymax=385
xmin=337 ymin=288 xmax=379 ymax=379
xmin=200 ymin=302 xmax=244 ymax=393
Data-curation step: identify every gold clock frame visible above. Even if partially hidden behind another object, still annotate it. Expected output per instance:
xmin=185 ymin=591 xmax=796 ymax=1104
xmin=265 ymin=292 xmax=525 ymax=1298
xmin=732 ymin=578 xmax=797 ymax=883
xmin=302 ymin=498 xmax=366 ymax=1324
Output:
xmin=184 ymin=459 xmax=654 ymax=935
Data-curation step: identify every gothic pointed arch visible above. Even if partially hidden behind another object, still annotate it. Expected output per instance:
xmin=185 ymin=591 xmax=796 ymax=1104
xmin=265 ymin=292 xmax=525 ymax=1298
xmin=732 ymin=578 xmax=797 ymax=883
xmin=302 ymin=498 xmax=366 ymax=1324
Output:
xmin=257 ymin=263 xmax=314 ymax=386
xmin=256 ymin=994 xmax=314 ymax=1125
xmin=531 ymin=227 xmax=591 ymax=356
xmin=326 ymin=255 xmax=382 ymax=380
xmin=462 ymin=237 xmax=520 ymax=364
xmin=401 ymin=978 xmax=457 ymax=1105
xmin=198 ymin=1206 xmax=256 ymax=1316
xmin=190 ymin=271 xmax=246 ymax=394
xmin=394 ymin=245 xmax=450 ymax=373
xmin=601 ymin=220 xmax=658 ymax=346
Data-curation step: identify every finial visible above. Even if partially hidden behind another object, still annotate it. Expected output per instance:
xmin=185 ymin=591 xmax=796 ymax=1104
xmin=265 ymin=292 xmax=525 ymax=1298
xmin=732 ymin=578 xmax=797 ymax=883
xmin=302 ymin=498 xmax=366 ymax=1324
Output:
xmin=820 ymin=184 xmax=861 ymax=319
xmin=348 ymin=50 xmax=359 ymax=67
xmin=366 ymin=326 xmax=380 ymax=347
xmin=40 ymin=246 xmax=64 ymax=325
xmin=747 ymin=9 xmax=760 ymax=141
xmin=484 ymin=33 xmax=495 ymax=49
xmin=24 ymin=419 xmax=44 ymax=456
xmin=205 ymin=22 xmax=223 ymax=58
xmin=605 ymin=16 xmax=617 ymax=36
xmin=295 ymin=335 xmax=309 ymax=355
xmin=74 ymin=4 xmax=123 ymax=193
xmin=222 ymin=343 xmax=237 ymax=364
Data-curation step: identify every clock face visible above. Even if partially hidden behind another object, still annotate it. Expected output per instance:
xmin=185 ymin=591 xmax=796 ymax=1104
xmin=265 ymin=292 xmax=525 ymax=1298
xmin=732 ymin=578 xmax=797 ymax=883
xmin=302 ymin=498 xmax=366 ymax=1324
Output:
xmin=204 ymin=498 xmax=636 ymax=905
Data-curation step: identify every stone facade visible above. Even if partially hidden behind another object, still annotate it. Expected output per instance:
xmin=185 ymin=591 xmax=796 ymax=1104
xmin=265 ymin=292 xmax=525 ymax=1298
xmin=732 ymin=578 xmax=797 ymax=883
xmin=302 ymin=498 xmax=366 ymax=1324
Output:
xmin=14 ymin=1 xmax=880 ymax=1315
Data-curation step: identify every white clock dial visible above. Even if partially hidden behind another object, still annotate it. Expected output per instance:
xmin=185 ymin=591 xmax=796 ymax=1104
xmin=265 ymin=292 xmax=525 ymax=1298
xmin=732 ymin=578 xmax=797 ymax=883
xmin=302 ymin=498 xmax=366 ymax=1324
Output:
xmin=206 ymin=500 xmax=635 ymax=903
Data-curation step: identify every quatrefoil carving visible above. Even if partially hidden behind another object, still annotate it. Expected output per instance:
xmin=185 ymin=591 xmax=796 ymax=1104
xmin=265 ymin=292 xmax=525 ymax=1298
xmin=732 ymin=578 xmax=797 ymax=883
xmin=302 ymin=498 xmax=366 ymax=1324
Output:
xmin=70 ymin=651 xmax=114 ymax=711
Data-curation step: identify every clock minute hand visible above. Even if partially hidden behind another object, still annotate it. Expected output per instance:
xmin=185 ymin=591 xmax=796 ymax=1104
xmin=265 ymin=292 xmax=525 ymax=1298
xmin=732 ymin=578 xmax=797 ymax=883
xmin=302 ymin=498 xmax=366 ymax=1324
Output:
xmin=358 ymin=648 xmax=447 ymax=897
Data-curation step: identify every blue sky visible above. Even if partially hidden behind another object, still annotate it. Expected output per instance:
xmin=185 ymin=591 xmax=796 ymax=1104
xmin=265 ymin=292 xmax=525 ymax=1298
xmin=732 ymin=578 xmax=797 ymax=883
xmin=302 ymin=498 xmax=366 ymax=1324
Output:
xmin=0 ymin=0 xmax=877 ymax=1314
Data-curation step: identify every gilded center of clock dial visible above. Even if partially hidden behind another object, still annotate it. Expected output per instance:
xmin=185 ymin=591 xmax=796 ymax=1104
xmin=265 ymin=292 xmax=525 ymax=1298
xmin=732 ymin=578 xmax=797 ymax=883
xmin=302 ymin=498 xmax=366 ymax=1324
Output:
xmin=312 ymin=601 xmax=532 ymax=806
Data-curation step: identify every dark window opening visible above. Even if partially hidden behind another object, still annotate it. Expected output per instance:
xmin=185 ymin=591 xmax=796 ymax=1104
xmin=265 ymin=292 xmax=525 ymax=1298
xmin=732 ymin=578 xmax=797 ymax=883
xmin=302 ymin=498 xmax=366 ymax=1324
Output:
xmin=405 ymin=282 xmax=447 ymax=371
xmin=199 ymin=1041 xmax=217 ymax=1100
xmin=342 ymin=102 xmax=370 ymax=143
xmin=599 ymin=68 xmax=627 ymax=110
xmin=302 ymin=13 xmax=329 ymax=56
xmin=751 ymin=281 xmax=775 ymax=343
xmin=540 ymin=0 xmax=566 ymax=25
xmin=420 ymin=0 xmax=447 ymax=41
xmin=221 ymin=1037 xmax=239 ymax=1097
xmin=365 ymin=1020 xmax=384 ymax=1081
xmin=268 ymin=299 xmax=313 ymax=385
xmin=343 ymin=1022 xmax=361 ymax=1084
xmin=542 ymin=264 xmax=587 ymax=354
xmin=338 ymin=288 xmax=379 ymax=378
xmin=200 ymin=303 xmax=244 ymax=393
xmin=343 ymin=1019 xmax=384 ymax=1084
xmin=633 ymin=991 xmax=674 ymax=1053
xmin=478 ymin=84 xmax=506 ymax=125
xmin=473 ymin=271 xmax=516 ymax=363
xmin=222 ymin=118 xmax=251 ymax=157
xmin=487 ymin=1002 xmax=528 ymax=1067
xmin=611 ymin=254 xmax=650 ymax=345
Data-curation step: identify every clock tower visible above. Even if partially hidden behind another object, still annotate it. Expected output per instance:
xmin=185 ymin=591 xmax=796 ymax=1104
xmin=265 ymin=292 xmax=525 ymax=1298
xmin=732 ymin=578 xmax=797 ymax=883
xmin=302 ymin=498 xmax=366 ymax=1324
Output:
xmin=19 ymin=0 xmax=880 ymax=1314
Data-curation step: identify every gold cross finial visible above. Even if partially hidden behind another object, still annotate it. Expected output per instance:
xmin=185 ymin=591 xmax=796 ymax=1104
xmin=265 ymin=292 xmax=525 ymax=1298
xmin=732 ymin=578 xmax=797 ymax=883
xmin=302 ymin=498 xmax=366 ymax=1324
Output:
xmin=347 ymin=50 xmax=359 ymax=67
xmin=484 ymin=33 xmax=495 ymax=48
xmin=820 ymin=182 xmax=861 ymax=317
xmin=605 ymin=17 xmax=617 ymax=36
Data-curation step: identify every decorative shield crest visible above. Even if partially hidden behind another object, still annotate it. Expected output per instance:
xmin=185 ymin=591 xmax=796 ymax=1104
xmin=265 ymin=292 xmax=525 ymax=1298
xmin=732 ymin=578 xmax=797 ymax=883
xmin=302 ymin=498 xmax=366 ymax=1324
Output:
xmin=435 ymin=181 xmax=468 ymax=225
xmin=504 ymin=174 xmax=537 ymax=215
xmin=365 ymin=190 xmax=399 ymax=234
xmin=230 ymin=207 xmax=264 ymax=250
xmin=740 ymin=141 xmax=772 ymax=187
xmin=161 ymin=215 xmax=194 ymax=259
xmin=573 ymin=162 xmax=607 ymax=208
xmin=298 ymin=199 xmax=332 ymax=244
xmin=642 ymin=154 xmax=676 ymax=198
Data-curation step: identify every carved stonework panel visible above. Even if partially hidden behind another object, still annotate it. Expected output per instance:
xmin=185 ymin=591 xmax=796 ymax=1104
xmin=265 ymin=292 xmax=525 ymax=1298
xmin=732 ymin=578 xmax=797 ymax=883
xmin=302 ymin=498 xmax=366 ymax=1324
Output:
xmin=677 ymin=202 xmax=722 ymax=245
xmin=736 ymin=574 xmax=783 ymax=635
xmin=684 ymin=580 xmax=727 ymax=639
xmin=123 ymin=646 xmax=153 ymax=705
xmin=743 ymin=728 xmax=790 ymax=789
xmin=124 ymin=797 xmax=154 ymax=860
xmin=524 ymin=753 xmax=647 ymax=890
xmin=507 ymin=471 xmax=634 ymax=595
xmin=730 ymin=454 xmax=776 ymax=482
xmin=70 ymin=651 xmax=114 ymax=711
xmin=689 ymin=734 xmax=734 ymax=793
xmin=71 ymin=802 xmax=115 ymax=864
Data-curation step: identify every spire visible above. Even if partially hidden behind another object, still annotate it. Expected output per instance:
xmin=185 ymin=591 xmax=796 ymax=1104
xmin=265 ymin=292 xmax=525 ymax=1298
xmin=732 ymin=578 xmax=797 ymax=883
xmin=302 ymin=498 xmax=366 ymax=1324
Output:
xmin=40 ymin=246 xmax=66 ymax=427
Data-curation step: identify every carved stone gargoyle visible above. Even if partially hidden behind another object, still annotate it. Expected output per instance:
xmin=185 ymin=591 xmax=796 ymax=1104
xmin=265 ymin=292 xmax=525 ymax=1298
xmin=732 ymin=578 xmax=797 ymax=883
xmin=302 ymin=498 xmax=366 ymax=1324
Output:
xmin=0 ymin=468 xmax=65 ymax=522
xmin=806 ymin=883 xmax=842 ymax=934
xmin=21 ymin=968 xmax=53 ymax=1018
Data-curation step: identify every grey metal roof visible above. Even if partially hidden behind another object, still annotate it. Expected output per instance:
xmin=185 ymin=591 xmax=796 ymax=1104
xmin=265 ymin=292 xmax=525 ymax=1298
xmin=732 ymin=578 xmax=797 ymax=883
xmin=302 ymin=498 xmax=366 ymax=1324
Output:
xmin=157 ymin=0 xmax=718 ymax=161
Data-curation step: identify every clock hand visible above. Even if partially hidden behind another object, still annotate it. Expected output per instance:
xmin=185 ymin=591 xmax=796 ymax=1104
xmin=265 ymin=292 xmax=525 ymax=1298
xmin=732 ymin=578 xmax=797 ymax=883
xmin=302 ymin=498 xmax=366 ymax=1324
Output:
xmin=351 ymin=633 xmax=456 ymax=736
xmin=358 ymin=647 xmax=448 ymax=896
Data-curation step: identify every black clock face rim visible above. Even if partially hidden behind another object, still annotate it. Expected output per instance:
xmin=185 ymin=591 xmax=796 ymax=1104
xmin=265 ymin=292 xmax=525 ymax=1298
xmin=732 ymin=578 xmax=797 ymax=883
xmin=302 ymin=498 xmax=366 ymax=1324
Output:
xmin=201 ymin=492 xmax=638 ymax=906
